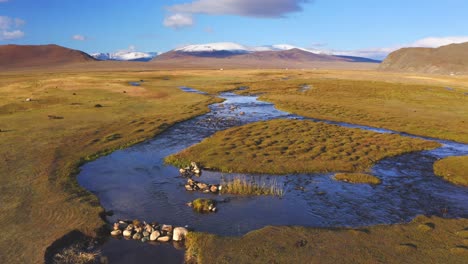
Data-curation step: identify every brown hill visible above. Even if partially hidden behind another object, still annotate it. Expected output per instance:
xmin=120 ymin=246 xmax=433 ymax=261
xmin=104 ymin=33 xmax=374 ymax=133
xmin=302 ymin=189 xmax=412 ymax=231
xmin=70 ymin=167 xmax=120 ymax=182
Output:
xmin=0 ymin=44 xmax=96 ymax=69
xmin=379 ymin=42 xmax=468 ymax=74
xmin=152 ymin=48 xmax=378 ymax=69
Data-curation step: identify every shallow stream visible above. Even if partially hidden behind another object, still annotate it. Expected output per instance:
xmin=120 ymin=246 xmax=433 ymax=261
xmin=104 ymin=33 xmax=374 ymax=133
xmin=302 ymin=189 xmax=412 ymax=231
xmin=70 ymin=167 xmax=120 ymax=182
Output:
xmin=78 ymin=89 xmax=468 ymax=263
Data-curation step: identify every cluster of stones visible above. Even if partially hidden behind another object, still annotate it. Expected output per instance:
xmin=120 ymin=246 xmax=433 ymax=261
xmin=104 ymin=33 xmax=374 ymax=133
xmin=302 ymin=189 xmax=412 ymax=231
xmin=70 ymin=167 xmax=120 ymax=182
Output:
xmin=179 ymin=161 xmax=202 ymax=177
xmin=110 ymin=220 xmax=188 ymax=243
xmin=185 ymin=178 xmax=222 ymax=194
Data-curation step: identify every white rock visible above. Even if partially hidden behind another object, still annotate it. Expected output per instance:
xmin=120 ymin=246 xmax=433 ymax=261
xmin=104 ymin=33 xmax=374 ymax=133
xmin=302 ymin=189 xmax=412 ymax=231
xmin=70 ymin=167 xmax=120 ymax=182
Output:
xmin=111 ymin=230 xmax=122 ymax=236
xmin=25 ymin=98 xmax=32 ymax=102
xmin=157 ymin=236 xmax=171 ymax=242
xmin=123 ymin=229 xmax=132 ymax=237
xmin=150 ymin=230 xmax=161 ymax=241
xmin=173 ymin=227 xmax=189 ymax=241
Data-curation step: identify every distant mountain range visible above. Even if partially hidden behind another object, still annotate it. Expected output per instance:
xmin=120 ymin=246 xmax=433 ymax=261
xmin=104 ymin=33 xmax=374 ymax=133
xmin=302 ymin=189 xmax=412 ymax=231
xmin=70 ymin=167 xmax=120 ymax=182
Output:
xmin=91 ymin=51 xmax=159 ymax=62
xmin=151 ymin=42 xmax=381 ymax=68
xmin=0 ymin=42 xmax=381 ymax=70
xmin=379 ymin=42 xmax=468 ymax=74
xmin=91 ymin=42 xmax=381 ymax=63
xmin=0 ymin=44 xmax=96 ymax=69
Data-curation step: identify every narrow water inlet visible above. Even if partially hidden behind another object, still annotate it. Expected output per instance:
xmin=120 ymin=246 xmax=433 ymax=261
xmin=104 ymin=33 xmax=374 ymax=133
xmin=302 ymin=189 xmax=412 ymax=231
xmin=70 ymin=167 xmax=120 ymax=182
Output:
xmin=77 ymin=88 xmax=468 ymax=262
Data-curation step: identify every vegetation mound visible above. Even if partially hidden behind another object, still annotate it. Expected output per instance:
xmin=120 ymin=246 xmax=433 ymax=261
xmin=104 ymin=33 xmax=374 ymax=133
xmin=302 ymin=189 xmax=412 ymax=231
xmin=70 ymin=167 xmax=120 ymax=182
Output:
xmin=166 ymin=119 xmax=440 ymax=174
xmin=334 ymin=173 xmax=381 ymax=185
xmin=433 ymin=156 xmax=468 ymax=186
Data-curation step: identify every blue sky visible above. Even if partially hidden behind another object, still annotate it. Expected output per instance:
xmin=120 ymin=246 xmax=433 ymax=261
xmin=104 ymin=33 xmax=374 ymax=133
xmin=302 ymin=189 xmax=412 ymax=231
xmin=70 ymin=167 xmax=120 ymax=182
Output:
xmin=1 ymin=0 xmax=468 ymax=58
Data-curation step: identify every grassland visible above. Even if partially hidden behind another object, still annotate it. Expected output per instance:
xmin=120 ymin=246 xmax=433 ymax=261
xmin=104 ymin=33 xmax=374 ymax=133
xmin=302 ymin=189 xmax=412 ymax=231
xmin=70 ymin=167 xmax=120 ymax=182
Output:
xmin=334 ymin=173 xmax=382 ymax=184
xmin=186 ymin=215 xmax=468 ymax=264
xmin=434 ymin=156 xmax=468 ymax=186
xmin=166 ymin=119 xmax=440 ymax=174
xmin=175 ymin=69 xmax=468 ymax=143
xmin=0 ymin=71 xmax=219 ymax=263
xmin=1 ymin=68 xmax=467 ymax=263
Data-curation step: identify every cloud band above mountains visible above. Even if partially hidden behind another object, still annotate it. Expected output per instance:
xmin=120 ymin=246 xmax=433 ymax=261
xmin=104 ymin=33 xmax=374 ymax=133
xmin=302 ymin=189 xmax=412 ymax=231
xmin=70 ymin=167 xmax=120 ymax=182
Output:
xmin=332 ymin=36 xmax=468 ymax=60
xmin=164 ymin=0 xmax=309 ymax=28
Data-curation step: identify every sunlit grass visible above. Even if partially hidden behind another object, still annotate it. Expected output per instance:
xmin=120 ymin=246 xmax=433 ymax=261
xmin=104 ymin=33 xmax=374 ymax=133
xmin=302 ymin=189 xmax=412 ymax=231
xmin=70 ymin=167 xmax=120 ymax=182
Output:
xmin=334 ymin=173 xmax=381 ymax=185
xmin=167 ymin=119 xmax=440 ymax=174
xmin=220 ymin=176 xmax=284 ymax=197
xmin=433 ymin=156 xmax=468 ymax=186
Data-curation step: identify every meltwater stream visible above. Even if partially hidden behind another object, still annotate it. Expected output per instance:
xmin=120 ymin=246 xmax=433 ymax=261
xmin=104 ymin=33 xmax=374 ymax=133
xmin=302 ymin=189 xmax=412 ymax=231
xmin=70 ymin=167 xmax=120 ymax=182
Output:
xmin=77 ymin=89 xmax=468 ymax=263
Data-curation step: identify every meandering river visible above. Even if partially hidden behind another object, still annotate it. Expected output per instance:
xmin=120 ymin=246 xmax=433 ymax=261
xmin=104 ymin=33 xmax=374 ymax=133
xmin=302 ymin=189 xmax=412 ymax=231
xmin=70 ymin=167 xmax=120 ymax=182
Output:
xmin=78 ymin=88 xmax=468 ymax=263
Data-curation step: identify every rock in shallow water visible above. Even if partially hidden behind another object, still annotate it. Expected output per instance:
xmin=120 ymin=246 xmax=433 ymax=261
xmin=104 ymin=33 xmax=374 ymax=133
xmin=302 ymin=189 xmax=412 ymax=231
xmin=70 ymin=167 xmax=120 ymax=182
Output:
xmin=161 ymin=224 xmax=173 ymax=233
xmin=173 ymin=227 xmax=188 ymax=241
xmin=150 ymin=230 xmax=161 ymax=241
xmin=123 ymin=229 xmax=132 ymax=237
xmin=111 ymin=230 xmax=122 ymax=236
xmin=133 ymin=233 xmax=142 ymax=240
xmin=157 ymin=236 xmax=171 ymax=242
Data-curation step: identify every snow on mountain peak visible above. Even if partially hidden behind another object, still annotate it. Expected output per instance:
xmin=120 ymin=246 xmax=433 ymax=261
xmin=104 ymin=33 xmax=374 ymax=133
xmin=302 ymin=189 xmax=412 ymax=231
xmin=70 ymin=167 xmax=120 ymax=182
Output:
xmin=91 ymin=50 xmax=159 ymax=61
xmin=174 ymin=42 xmax=250 ymax=53
xmin=174 ymin=42 xmax=323 ymax=55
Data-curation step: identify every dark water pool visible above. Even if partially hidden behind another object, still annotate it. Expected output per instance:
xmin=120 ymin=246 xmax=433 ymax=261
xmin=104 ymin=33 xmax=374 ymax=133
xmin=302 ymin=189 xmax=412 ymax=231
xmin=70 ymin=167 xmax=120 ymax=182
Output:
xmin=77 ymin=89 xmax=468 ymax=262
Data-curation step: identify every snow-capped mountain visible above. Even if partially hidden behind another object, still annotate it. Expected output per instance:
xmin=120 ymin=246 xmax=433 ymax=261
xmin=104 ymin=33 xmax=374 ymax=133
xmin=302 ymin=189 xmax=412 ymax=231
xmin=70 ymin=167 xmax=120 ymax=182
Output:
xmin=91 ymin=51 xmax=159 ymax=62
xmin=172 ymin=42 xmax=325 ymax=55
xmin=174 ymin=42 xmax=250 ymax=54
xmin=163 ymin=42 xmax=381 ymax=62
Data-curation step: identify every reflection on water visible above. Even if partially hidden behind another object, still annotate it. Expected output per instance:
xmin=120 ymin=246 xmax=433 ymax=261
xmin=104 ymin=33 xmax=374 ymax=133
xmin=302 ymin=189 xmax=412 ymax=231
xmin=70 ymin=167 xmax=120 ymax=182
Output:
xmin=78 ymin=89 xmax=468 ymax=262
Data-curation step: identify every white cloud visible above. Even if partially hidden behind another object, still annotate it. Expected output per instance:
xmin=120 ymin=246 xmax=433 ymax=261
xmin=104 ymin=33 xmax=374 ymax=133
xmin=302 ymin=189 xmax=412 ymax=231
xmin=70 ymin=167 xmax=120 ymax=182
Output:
xmin=164 ymin=0 xmax=309 ymax=29
xmin=72 ymin=34 xmax=87 ymax=41
xmin=0 ymin=15 xmax=25 ymax=40
xmin=0 ymin=0 xmax=9 ymax=3
xmin=0 ymin=16 xmax=12 ymax=30
xmin=409 ymin=36 xmax=468 ymax=48
xmin=1 ymin=29 xmax=24 ymax=40
xmin=168 ymin=0 xmax=309 ymax=18
xmin=163 ymin=13 xmax=194 ymax=29
xmin=326 ymin=36 xmax=468 ymax=60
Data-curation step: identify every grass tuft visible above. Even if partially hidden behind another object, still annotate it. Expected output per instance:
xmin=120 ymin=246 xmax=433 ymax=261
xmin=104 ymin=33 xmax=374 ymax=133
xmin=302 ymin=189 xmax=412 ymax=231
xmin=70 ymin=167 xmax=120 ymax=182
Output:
xmin=220 ymin=176 xmax=284 ymax=197
xmin=192 ymin=198 xmax=216 ymax=213
xmin=334 ymin=173 xmax=382 ymax=185
xmin=53 ymin=244 xmax=100 ymax=264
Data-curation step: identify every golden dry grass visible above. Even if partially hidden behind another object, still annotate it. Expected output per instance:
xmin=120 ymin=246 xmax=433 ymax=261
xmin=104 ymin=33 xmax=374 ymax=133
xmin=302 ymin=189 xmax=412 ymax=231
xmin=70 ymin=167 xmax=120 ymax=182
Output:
xmin=220 ymin=176 xmax=284 ymax=196
xmin=166 ymin=120 xmax=440 ymax=174
xmin=1 ymin=68 xmax=467 ymax=263
xmin=334 ymin=173 xmax=382 ymax=185
xmin=0 ymin=71 xmax=218 ymax=263
xmin=186 ymin=216 xmax=468 ymax=264
xmin=433 ymin=156 xmax=468 ymax=186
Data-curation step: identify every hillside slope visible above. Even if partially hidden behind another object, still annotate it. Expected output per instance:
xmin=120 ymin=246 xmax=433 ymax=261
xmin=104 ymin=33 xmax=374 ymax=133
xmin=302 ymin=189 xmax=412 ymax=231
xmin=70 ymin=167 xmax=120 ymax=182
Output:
xmin=0 ymin=44 xmax=96 ymax=69
xmin=379 ymin=42 xmax=468 ymax=74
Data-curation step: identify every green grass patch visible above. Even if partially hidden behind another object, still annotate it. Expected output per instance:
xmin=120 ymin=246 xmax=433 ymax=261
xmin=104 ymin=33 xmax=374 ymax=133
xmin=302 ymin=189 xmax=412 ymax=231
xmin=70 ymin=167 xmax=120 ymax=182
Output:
xmin=167 ymin=119 xmax=440 ymax=174
xmin=434 ymin=156 xmax=468 ymax=186
xmin=334 ymin=173 xmax=382 ymax=185
xmin=185 ymin=216 xmax=468 ymax=264
xmin=220 ymin=176 xmax=284 ymax=197
xmin=192 ymin=198 xmax=216 ymax=213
